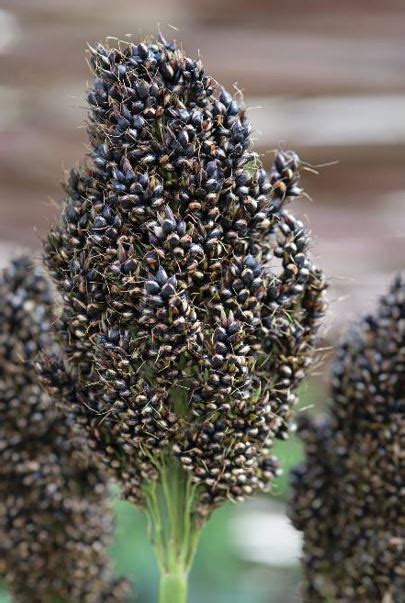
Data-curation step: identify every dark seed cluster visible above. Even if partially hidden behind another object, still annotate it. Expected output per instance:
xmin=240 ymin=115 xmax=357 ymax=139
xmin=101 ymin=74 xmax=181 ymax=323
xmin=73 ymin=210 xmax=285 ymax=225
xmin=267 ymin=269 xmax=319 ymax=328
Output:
xmin=43 ymin=36 xmax=326 ymax=515
xmin=289 ymin=276 xmax=405 ymax=602
xmin=0 ymin=257 xmax=130 ymax=603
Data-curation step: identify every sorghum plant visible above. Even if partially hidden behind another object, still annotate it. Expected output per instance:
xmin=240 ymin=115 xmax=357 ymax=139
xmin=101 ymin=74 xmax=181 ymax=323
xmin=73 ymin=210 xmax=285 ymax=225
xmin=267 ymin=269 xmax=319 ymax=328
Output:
xmin=43 ymin=36 xmax=326 ymax=602
xmin=0 ymin=257 xmax=130 ymax=603
xmin=289 ymin=276 xmax=404 ymax=602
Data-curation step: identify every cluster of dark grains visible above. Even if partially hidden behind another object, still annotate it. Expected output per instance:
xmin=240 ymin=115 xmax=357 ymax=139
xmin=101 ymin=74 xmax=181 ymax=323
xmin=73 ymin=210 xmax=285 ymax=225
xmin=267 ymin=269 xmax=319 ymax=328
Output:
xmin=289 ymin=276 xmax=405 ymax=602
xmin=0 ymin=257 xmax=130 ymax=603
xmin=43 ymin=36 xmax=327 ymax=516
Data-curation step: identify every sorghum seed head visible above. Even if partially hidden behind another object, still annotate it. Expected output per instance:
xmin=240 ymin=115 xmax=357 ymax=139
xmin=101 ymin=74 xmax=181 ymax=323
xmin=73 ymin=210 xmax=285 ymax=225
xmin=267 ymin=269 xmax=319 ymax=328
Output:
xmin=44 ymin=36 xmax=327 ymax=515
xmin=0 ymin=256 xmax=130 ymax=603
xmin=289 ymin=275 xmax=404 ymax=602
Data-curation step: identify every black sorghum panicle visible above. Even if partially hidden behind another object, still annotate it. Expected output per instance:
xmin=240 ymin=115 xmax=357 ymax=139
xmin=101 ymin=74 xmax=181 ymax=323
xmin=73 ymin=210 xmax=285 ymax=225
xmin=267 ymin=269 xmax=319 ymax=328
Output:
xmin=289 ymin=276 xmax=405 ymax=602
xmin=44 ymin=37 xmax=326 ymax=516
xmin=0 ymin=257 xmax=130 ymax=603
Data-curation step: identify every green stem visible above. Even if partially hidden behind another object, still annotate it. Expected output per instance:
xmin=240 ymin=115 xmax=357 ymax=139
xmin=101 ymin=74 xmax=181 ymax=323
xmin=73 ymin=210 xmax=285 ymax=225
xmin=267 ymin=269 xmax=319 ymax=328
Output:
xmin=144 ymin=457 xmax=203 ymax=603
xmin=159 ymin=568 xmax=188 ymax=603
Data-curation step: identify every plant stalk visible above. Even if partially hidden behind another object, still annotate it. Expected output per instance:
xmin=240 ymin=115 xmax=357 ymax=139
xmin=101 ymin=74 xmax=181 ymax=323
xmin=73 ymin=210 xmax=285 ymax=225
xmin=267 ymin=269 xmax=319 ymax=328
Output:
xmin=144 ymin=457 xmax=202 ymax=603
xmin=159 ymin=568 xmax=188 ymax=603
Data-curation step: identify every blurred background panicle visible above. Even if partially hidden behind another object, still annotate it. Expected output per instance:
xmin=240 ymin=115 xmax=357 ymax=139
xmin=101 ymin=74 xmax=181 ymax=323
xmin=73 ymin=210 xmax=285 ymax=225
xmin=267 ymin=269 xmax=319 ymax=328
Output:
xmin=0 ymin=256 xmax=131 ymax=603
xmin=0 ymin=1 xmax=403 ymax=601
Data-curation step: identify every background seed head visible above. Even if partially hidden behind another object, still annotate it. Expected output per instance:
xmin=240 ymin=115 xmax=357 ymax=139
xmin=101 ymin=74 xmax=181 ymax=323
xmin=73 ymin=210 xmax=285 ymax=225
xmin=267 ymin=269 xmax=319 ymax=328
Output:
xmin=44 ymin=36 xmax=327 ymax=515
xmin=289 ymin=275 xmax=404 ymax=602
xmin=0 ymin=256 xmax=130 ymax=603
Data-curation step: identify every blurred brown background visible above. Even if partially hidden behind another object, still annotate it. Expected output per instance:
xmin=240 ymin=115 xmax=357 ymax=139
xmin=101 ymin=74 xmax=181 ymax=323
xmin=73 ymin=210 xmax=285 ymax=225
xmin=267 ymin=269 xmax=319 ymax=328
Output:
xmin=0 ymin=2 xmax=404 ymax=601
xmin=1 ymin=0 xmax=404 ymax=330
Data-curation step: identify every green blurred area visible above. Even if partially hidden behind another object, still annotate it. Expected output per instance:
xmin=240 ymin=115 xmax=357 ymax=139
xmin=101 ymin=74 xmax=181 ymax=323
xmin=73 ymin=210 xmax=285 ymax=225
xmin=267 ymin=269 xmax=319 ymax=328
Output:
xmin=0 ymin=384 xmax=319 ymax=602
